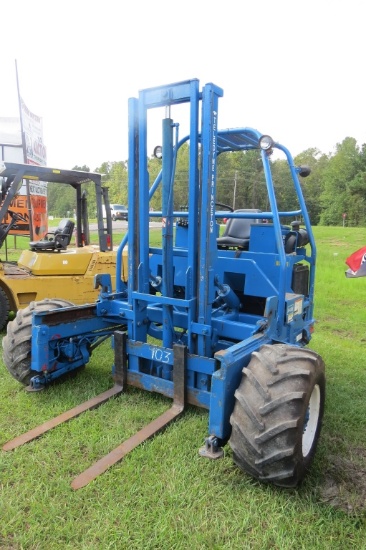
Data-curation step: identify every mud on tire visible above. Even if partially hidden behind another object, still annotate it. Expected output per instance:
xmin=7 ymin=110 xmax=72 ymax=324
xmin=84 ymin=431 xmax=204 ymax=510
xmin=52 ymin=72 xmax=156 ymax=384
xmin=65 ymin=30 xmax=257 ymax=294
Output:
xmin=2 ymin=298 xmax=74 ymax=386
xmin=229 ymin=343 xmax=325 ymax=488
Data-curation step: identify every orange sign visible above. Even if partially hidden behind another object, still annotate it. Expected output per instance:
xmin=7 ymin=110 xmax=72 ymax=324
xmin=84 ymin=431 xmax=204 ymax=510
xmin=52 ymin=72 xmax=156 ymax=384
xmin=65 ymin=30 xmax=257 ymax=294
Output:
xmin=4 ymin=180 xmax=48 ymax=240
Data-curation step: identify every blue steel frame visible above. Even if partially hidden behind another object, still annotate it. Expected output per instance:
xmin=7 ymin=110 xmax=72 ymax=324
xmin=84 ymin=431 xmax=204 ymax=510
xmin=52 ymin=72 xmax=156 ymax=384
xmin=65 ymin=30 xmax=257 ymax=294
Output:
xmin=30 ymin=79 xmax=317 ymax=442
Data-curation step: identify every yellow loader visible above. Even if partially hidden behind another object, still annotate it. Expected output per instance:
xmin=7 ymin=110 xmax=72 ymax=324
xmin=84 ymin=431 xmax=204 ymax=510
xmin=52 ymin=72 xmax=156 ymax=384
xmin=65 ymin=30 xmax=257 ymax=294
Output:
xmin=0 ymin=162 xmax=127 ymax=331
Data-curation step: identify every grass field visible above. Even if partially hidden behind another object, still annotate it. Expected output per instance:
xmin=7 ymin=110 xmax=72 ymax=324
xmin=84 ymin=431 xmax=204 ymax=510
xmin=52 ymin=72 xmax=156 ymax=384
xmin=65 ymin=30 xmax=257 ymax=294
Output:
xmin=0 ymin=225 xmax=366 ymax=549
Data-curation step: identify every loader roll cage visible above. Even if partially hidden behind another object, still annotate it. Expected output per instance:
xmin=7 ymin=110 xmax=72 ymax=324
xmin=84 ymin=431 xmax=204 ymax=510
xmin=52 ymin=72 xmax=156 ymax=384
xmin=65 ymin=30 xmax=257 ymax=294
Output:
xmin=0 ymin=162 xmax=113 ymax=251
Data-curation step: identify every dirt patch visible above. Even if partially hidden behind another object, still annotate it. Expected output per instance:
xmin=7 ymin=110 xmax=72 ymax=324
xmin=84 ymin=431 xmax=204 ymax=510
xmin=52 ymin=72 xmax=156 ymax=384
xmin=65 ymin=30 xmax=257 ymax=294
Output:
xmin=319 ymin=447 xmax=366 ymax=514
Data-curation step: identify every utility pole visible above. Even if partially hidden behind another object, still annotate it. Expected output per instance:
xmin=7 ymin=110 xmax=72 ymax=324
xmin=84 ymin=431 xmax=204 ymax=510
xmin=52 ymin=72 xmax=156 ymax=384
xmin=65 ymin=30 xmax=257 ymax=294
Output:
xmin=233 ymin=170 xmax=237 ymax=210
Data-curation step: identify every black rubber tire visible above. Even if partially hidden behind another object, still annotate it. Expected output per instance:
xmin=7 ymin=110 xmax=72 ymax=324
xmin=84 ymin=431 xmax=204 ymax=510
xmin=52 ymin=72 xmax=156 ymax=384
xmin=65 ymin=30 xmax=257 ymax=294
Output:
xmin=229 ymin=343 xmax=325 ymax=488
xmin=2 ymin=298 xmax=75 ymax=386
xmin=0 ymin=286 xmax=10 ymax=332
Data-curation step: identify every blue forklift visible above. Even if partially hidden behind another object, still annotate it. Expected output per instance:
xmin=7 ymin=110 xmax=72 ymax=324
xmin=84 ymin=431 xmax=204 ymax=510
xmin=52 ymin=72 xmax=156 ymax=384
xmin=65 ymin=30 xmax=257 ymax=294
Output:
xmin=2 ymin=79 xmax=325 ymax=490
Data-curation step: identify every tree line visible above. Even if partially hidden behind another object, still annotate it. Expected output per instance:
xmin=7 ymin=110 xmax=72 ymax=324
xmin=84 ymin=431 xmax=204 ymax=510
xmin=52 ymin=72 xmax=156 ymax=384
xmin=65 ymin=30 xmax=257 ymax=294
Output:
xmin=47 ymin=136 xmax=366 ymax=227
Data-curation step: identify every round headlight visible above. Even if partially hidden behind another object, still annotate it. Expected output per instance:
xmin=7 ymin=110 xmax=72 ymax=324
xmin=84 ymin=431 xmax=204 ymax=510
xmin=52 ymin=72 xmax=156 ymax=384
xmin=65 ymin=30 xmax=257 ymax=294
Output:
xmin=298 ymin=165 xmax=311 ymax=178
xmin=259 ymin=135 xmax=274 ymax=151
xmin=153 ymin=145 xmax=162 ymax=159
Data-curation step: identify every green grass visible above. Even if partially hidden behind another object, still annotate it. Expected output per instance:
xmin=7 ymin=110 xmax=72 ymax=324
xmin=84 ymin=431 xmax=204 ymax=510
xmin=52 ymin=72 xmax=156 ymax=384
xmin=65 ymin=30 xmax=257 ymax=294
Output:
xmin=1 ymin=225 xmax=366 ymax=549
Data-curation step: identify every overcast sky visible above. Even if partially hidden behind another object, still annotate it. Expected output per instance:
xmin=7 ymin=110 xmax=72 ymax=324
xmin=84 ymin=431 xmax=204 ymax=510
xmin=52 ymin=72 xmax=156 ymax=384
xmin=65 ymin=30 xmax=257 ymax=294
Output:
xmin=1 ymin=0 xmax=365 ymax=171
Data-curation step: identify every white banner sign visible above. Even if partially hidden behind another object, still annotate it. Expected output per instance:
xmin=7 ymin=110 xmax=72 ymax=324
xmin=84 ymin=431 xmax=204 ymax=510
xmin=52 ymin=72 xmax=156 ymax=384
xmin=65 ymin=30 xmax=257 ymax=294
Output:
xmin=20 ymin=97 xmax=47 ymax=166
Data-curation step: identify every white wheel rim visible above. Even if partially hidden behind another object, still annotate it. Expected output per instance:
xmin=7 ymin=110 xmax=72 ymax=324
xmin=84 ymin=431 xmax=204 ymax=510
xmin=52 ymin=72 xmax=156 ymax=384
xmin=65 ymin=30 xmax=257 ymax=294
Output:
xmin=302 ymin=384 xmax=321 ymax=457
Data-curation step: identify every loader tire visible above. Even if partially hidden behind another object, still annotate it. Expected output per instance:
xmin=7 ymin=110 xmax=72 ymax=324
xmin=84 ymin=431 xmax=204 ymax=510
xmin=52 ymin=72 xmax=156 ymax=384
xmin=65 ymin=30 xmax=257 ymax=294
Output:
xmin=2 ymin=298 xmax=75 ymax=386
xmin=0 ymin=287 xmax=10 ymax=332
xmin=229 ymin=343 xmax=325 ymax=488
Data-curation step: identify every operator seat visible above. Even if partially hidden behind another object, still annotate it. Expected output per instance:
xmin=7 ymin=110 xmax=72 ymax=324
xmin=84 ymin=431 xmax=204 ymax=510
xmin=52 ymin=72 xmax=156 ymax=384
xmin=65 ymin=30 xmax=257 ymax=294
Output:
xmin=217 ymin=209 xmax=261 ymax=250
xmin=29 ymin=218 xmax=75 ymax=252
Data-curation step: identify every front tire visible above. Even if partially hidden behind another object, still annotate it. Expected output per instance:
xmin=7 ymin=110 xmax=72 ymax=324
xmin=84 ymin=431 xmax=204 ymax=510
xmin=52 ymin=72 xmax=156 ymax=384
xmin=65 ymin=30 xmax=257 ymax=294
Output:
xmin=229 ymin=343 xmax=325 ymax=488
xmin=2 ymin=298 xmax=75 ymax=386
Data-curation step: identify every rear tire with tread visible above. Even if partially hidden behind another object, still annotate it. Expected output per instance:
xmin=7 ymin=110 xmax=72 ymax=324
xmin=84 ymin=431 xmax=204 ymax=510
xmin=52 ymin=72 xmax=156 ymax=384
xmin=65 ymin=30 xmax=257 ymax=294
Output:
xmin=229 ymin=343 xmax=325 ymax=488
xmin=2 ymin=298 xmax=75 ymax=386
xmin=0 ymin=286 xmax=10 ymax=332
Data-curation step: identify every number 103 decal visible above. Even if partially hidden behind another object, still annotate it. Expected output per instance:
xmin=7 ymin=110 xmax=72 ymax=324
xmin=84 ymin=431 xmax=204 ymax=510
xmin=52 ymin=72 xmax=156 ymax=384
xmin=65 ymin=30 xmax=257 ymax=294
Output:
xmin=151 ymin=347 xmax=171 ymax=363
